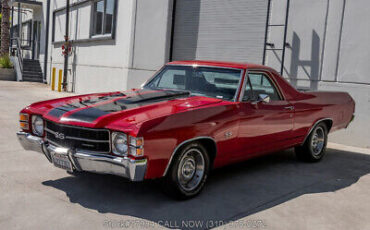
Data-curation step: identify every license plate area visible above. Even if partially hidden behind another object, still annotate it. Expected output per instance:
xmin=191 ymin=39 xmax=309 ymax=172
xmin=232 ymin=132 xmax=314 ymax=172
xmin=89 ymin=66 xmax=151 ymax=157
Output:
xmin=51 ymin=152 xmax=73 ymax=172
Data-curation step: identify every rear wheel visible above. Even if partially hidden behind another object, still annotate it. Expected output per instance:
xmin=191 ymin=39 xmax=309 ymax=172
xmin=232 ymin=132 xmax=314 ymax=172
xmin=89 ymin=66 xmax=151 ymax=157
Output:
xmin=162 ymin=142 xmax=210 ymax=200
xmin=295 ymin=122 xmax=328 ymax=162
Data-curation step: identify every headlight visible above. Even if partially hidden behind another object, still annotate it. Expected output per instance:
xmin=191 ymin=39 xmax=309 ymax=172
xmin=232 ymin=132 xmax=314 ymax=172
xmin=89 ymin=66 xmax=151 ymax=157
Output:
xmin=32 ymin=115 xmax=44 ymax=136
xmin=112 ymin=132 xmax=128 ymax=156
xmin=111 ymin=132 xmax=144 ymax=157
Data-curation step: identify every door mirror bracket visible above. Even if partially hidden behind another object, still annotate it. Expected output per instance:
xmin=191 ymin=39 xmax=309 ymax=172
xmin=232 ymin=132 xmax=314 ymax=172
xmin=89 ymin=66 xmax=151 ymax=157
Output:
xmin=252 ymin=94 xmax=271 ymax=104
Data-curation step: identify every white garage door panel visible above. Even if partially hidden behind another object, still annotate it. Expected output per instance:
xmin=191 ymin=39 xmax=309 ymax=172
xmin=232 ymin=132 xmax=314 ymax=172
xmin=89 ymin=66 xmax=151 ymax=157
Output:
xmin=337 ymin=0 xmax=370 ymax=84
xmin=172 ymin=0 xmax=268 ymax=63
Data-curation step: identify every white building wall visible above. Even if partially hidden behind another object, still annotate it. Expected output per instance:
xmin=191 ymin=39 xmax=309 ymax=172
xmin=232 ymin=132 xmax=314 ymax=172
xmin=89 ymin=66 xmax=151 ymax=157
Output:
xmin=266 ymin=0 xmax=370 ymax=148
xmin=45 ymin=0 xmax=135 ymax=93
xmin=12 ymin=0 xmax=172 ymax=92
xmin=126 ymin=0 xmax=172 ymax=89
xmin=43 ymin=0 xmax=171 ymax=93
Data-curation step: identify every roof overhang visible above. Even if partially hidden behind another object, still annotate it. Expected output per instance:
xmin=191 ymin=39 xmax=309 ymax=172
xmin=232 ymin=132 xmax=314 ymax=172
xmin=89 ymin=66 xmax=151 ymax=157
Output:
xmin=10 ymin=0 xmax=42 ymax=10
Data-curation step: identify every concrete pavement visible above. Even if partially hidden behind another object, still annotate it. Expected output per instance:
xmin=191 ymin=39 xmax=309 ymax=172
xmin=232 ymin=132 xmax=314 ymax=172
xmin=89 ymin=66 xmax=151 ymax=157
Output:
xmin=0 ymin=81 xmax=369 ymax=230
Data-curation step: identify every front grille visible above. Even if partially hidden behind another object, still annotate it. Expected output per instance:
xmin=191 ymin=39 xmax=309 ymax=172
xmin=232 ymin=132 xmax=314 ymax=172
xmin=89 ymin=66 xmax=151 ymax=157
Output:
xmin=45 ymin=120 xmax=110 ymax=153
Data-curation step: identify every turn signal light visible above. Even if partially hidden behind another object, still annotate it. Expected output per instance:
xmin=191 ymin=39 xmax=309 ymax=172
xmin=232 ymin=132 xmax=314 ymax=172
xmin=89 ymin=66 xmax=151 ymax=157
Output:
xmin=128 ymin=136 xmax=144 ymax=157
xmin=19 ymin=113 xmax=29 ymax=130
xmin=20 ymin=113 xmax=29 ymax=122
xmin=129 ymin=136 xmax=144 ymax=147
xmin=20 ymin=121 xmax=29 ymax=130
xmin=129 ymin=146 xmax=144 ymax=157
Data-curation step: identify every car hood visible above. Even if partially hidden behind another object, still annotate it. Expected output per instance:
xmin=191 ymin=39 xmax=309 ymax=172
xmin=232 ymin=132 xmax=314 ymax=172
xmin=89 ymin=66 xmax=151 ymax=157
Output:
xmin=31 ymin=89 xmax=223 ymax=129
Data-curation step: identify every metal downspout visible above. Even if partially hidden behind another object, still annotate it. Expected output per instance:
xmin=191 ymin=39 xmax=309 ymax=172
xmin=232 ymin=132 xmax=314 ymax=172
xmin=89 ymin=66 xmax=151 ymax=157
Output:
xmin=43 ymin=0 xmax=50 ymax=83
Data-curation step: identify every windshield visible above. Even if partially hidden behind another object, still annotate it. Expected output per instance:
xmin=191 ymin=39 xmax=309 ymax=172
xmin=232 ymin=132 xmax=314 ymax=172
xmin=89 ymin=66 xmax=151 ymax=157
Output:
xmin=144 ymin=65 xmax=242 ymax=101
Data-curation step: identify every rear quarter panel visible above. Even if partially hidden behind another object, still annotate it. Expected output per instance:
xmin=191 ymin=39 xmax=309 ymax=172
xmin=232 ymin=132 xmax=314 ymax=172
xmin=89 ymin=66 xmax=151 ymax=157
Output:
xmin=291 ymin=91 xmax=355 ymax=141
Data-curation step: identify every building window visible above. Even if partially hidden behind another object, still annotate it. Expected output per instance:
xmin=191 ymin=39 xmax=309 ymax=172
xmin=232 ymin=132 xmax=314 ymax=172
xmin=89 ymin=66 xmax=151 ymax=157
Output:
xmin=21 ymin=21 xmax=32 ymax=49
xmin=52 ymin=0 xmax=117 ymax=43
xmin=92 ymin=0 xmax=116 ymax=36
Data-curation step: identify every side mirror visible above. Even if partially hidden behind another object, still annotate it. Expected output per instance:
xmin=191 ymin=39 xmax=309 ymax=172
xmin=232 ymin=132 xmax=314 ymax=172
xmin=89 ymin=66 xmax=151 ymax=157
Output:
xmin=258 ymin=94 xmax=271 ymax=103
xmin=252 ymin=94 xmax=270 ymax=104
xmin=258 ymin=94 xmax=270 ymax=103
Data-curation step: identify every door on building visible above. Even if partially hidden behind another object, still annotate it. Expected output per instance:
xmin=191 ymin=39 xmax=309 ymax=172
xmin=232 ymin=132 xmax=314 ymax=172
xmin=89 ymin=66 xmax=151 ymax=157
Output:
xmin=170 ymin=0 xmax=269 ymax=63
xmin=32 ymin=21 xmax=41 ymax=60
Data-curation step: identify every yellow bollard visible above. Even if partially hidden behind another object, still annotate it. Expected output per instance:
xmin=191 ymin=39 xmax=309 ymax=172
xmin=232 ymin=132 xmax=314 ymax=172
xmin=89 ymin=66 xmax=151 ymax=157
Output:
xmin=58 ymin=70 xmax=63 ymax=92
xmin=51 ymin=68 xmax=56 ymax=91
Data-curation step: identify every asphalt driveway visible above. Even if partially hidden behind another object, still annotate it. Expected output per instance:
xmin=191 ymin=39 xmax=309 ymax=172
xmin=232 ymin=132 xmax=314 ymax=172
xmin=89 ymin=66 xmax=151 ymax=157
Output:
xmin=1 ymin=81 xmax=370 ymax=230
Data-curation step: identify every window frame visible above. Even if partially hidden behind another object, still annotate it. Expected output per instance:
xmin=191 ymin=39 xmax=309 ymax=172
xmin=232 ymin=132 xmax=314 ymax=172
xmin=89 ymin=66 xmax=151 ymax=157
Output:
xmin=51 ymin=0 xmax=117 ymax=44
xmin=143 ymin=64 xmax=245 ymax=102
xmin=90 ymin=0 xmax=117 ymax=38
xmin=240 ymin=70 xmax=284 ymax=102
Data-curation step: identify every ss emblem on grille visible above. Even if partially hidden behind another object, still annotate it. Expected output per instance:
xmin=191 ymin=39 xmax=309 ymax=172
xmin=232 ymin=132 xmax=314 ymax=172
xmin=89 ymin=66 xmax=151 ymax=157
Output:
xmin=54 ymin=132 xmax=65 ymax=140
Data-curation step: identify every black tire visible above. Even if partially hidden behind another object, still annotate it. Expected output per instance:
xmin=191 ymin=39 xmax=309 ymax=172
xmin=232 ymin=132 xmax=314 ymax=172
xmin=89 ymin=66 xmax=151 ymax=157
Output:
xmin=295 ymin=122 xmax=328 ymax=162
xmin=161 ymin=142 xmax=210 ymax=200
xmin=66 ymin=170 xmax=85 ymax=176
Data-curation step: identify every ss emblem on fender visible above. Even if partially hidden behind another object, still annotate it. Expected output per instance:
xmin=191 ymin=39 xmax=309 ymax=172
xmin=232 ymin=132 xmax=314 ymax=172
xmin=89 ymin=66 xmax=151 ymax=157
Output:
xmin=224 ymin=131 xmax=233 ymax=138
xmin=55 ymin=132 xmax=65 ymax=140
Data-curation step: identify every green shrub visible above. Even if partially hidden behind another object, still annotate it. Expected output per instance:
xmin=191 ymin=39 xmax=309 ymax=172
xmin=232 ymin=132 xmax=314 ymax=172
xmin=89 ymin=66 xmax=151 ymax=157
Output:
xmin=0 ymin=55 xmax=13 ymax=69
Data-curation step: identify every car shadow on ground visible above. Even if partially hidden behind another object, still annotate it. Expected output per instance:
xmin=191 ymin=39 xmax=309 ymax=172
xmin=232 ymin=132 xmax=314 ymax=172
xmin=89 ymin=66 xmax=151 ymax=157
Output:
xmin=42 ymin=148 xmax=370 ymax=229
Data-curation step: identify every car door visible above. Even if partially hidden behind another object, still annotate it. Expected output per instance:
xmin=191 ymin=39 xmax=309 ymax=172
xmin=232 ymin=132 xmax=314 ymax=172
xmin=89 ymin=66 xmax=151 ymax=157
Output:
xmin=235 ymin=70 xmax=294 ymax=160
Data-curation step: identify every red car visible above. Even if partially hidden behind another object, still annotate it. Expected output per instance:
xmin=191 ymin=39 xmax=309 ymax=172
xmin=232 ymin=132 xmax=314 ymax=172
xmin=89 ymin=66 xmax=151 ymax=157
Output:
xmin=17 ymin=60 xmax=355 ymax=199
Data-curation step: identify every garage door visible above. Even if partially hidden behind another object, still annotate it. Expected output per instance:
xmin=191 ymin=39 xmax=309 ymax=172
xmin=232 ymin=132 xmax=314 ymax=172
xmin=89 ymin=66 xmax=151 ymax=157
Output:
xmin=171 ymin=0 xmax=268 ymax=64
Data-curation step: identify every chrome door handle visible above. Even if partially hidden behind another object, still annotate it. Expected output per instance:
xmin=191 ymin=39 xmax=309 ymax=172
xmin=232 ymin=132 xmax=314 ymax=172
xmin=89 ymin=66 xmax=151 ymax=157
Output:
xmin=284 ymin=106 xmax=294 ymax=111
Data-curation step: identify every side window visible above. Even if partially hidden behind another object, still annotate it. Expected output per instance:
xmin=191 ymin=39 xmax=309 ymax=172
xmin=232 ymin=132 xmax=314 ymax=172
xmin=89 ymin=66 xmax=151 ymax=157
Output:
xmin=246 ymin=73 xmax=281 ymax=101
xmin=155 ymin=69 xmax=187 ymax=90
xmin=242 ymin=80 xmax=254 ymax=101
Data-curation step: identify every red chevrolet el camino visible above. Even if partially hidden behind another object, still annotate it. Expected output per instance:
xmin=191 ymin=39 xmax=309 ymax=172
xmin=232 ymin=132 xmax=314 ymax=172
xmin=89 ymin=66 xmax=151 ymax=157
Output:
xmin=17 ymin=60 xmax=355 ymax=199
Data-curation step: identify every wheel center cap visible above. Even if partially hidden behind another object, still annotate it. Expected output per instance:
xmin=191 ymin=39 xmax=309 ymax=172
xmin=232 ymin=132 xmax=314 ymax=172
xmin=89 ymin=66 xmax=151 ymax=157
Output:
xmin=182 ymin=159 xmax=195 ymax=180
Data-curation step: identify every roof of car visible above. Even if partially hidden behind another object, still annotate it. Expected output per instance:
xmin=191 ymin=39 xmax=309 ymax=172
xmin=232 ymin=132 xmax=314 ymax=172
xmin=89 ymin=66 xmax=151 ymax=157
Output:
xmin=167 ymin=60 xmax=272 ymax=70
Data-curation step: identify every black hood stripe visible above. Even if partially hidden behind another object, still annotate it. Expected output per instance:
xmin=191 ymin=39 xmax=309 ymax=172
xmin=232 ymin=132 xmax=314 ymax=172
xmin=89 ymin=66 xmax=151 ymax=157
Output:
xmin=47 ymin=93 xmax=126 ymax=119
xmin=118 ymin=90 xmax=189 ymax=104
xmin=48 ymin=104 xmax=76 ymax=118
xmin=49 ymin=90 xmax=190 ymax=123
xmin=62 ymin=107 xmax=110 ymax=123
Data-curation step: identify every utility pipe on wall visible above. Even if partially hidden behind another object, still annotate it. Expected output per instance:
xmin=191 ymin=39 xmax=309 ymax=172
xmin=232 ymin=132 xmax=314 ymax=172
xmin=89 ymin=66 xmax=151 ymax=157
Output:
xmin=43 ymin=0 xmax=50 ymax=83
xmin=62 ymin=0 xmax=70 ymax=91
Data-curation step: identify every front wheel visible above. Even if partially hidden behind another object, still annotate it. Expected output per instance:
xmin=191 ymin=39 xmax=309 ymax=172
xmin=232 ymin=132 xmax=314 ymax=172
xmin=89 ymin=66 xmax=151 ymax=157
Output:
xmin=162 ymin=142 xmax=210 ymax=200
xmin=295 ymin=122 xmax=328 ymax=162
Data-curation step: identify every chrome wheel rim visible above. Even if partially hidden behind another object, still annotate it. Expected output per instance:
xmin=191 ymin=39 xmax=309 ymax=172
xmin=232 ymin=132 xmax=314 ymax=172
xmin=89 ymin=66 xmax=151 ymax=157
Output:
xmin=177 ymin=148 xmax=205 ymax=192
xmin=311 ymin=127 xmax=325 ymax=155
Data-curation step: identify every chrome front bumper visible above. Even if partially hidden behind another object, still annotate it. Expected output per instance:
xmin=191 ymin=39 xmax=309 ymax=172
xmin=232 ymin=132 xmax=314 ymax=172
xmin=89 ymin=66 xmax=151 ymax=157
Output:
xmin=16 ymin=132 xmax=147 ymax=181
